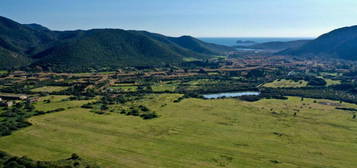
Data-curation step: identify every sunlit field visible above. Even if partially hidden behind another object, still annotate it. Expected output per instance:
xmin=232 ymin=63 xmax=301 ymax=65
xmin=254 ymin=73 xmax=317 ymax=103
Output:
xmin=0 ymin=94 xmax=356 ymax=168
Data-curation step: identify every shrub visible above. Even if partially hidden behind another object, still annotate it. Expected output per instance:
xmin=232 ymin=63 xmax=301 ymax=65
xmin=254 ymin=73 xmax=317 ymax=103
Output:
xmin=100 ymin=104 xmax=109 ymax=111
xmin=138 ymin=105 xmax=149 ymax=112
xmin=128 ymin=109 xmax=139 ymax=116
xmin=81 ymin=104 xmax=93 ymax=109
xmin=141 ymin=112 xmax=158 ymax=120
xmin=238 ymin=95 xmax=261 ymax=102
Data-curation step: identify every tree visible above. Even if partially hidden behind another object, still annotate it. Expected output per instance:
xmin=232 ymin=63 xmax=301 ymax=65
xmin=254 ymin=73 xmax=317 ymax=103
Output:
xmin=100 ymin=104 xmax=108 ymax=111
xmin=307 ymin=77 xmax=326 ymax=86
xmin=24 ymin=102 xmax=35 ymax=112
xmin=70 ymin=153 xmax=80 ymax=160
xmin=145 ymin=86 xmax=153 ymax=92
xmin=139 ymin=105 xmax=149 ymax=112
xmin=128 ymin=109 xmax=139 ymax=116
xmin=141 ymin=112 xmax=158 ymax=120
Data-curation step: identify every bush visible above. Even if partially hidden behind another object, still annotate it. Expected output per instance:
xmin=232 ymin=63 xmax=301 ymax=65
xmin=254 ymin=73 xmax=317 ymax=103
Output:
xmin=238 ymin=95 xmax=261 ymax=102
xmin=81 ymin=104 xmax=93 ymax=109
xmin=307 ymin=77 xmax=327 ymax=86
xmin=173 ymin=97 xmax=184 ymax=103
xmin=70 ymin=153 xmax=80 ymax=160
xmin=100 ymin=104 xmax=109 ymax=111
xmin=94 ymin=111 xmax=106 ymax=115
xmin=138 ymin=105 xmax=149 ymax=112
xmin=48 ymin=108 xmax=65 ymax=113
xmin=43 ymin=99 xmax=51 ymax=104
xmin=127 ymin=109 xmax=139 ymax=116
xmin=141 ymin=112 xmax=158 ymax=120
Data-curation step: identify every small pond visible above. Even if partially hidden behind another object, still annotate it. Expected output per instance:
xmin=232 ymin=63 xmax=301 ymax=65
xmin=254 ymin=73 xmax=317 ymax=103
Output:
xmin=203 ymin=91 xmax=261 ymax=99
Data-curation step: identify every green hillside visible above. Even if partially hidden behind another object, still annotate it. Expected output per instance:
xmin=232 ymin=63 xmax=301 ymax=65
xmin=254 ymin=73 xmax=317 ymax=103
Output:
xmin=169 ymin=36 xmax=233 ymax=55
xmin=31 ymin=29 xmax=206 ymax=71
xmin=0 ymin=16 xmax=234 ymax=71
xmin=282 ymin=25 xmax=357 ymax=60
xmin=0 ymin=46 xmax=30 ymax=68
xmin=0 ymin=16 xmax=57 ymax=55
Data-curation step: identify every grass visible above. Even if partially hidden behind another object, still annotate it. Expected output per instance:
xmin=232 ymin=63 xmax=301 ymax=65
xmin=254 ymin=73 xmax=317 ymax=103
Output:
xmin=180 ymin=79 xmax=219 ymax=91
xmin=263 ymin=79 xmax=308 ymax=88
xmin=0 ymin=95 xmax=356 ymax=168
xmin=324 ymin=79 xmax=341 ymax=86
xmin=183 ymin=57 xmax=200 ymax=62
xmin=320 ymin=72 xmax=341 ymax=77
xmin=152 ymin=83 xmax=177 ymax=92
xmin=31 ymin=86 xmax=69 ymax=93
xmin=186 ymin=79 xmax=218 ymax=85
xmin=110 ymin=86 xmax=138 ymax=92
xmin=34 ymin=95 xmax=96 ymax=111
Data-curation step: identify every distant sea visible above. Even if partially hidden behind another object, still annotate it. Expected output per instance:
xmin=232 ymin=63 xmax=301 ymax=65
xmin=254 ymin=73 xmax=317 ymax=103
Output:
xmin=198 ymin=37 xmax=313 ymax=46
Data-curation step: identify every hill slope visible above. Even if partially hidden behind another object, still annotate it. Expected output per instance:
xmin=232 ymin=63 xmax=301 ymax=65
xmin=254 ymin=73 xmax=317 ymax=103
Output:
xmin=32 ymin=29 xmax=207 ymax=71
xmin=0 ymin=16 xmax=67 ymax=68
xmin=168 ymin=35 xmax=233 ymax=55
xmin=0 ymin=16 xmax=234 ymax=71
xmin=239 ymin=40 xmax=310 ymax=52
xmin=282 ymin=26 xmax=357 ymax=60
xmin=0 ymin=16 xmax=58 ymax=55
xmin=0 ymin=46 xmax=30 ymax=69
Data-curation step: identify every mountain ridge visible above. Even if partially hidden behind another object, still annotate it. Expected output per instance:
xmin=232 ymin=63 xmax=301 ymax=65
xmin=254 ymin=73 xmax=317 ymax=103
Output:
xmin=281 ymin=25 xmax=357 ymax=60
xmin=0 ymin=16 xmax=234 ymax=71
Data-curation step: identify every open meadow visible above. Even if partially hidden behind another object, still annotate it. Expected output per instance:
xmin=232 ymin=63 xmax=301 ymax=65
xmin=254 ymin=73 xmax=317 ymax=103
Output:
xmin=30 ymin=86 xmax=69 ymax=93
xmin=2 ymin=3 xmax=357 ymax=168
xmin=0 ymin=94 xmax=356 ymax=168
xmin=263 ymin=79 xmax=308 ymax=88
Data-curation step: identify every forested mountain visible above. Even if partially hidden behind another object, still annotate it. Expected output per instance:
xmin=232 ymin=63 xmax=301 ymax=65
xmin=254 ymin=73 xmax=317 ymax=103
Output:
xmin=24 ymin=23 xmax=51 ymax=31
xmin=239 ymin=40 xmax=310 ymax=51
xmin=0 ymin=16 xmax=233 ymax=71
xmin=0 ymin=16 xmax=58 ymax=55
xmin=0 ymin=46 xmax=30 ymax=69
xmin=31 ymin=29 xmax=206 ymax=71
xmin=282 ymin=25 xmax=357 ymax=60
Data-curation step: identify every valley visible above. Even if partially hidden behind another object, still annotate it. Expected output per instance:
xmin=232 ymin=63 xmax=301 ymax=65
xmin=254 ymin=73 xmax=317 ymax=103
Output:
xmin=0 ymin=52 xmax=357 ymax=167
xmin=0 ymin=13 xmax=357 ymax=168
xmin=1 ymin=94 xmax=356 ymax=168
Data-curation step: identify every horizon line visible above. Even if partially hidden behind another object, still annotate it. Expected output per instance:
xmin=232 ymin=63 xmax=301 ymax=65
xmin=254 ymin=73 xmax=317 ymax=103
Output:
xmin=196 ymin=36 xmax=316 ymax=38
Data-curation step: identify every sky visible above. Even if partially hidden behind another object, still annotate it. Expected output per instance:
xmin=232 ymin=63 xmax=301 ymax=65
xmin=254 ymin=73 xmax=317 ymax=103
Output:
xmin=1 ymin=0 xmax=357 ymax=37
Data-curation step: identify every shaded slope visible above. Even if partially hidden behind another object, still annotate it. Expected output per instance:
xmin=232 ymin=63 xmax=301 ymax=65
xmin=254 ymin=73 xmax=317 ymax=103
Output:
xmin=0 ymin=46 xmax=30 ymax=68
xmin=0 ymin=16 xmax=57 ymax=55
xmin=169 ymin=35 xmax=233 ymax=55
xmin=0 ymin=16 xmax=60 ymax=68
xmin=31 ymin=29 xmax=205 ymax=71
xmin=282 ymin=26 xmax=357 ymax=60
xmin=0 ymin=16 xmax=234 ymax=71
xmin=241 ymin=40 xmax=310 ymax=51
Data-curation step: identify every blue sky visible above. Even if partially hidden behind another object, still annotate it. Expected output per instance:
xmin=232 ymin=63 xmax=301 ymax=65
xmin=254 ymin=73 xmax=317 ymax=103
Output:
xmin=1 ymin=0 xmax=357 ymax=37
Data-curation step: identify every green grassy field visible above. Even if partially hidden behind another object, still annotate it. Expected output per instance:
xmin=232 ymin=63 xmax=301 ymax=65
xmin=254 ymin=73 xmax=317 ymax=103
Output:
xmin=0 ymin=95 xmax=356 ymax=168
xmin=31 ymin=86 xmax=69 ymax=93
xmin=186 ymin=79 xmax=219 ymax=85
xmin=324 ymin=79 xmax=341 ymax=86
xmin=34 ymin=95 xmax=96 ymax=111
xmin=263 ymin=79 xmax=308 ymax=88
xmin=183 ymin=57 xmax=200 ymax=62
xmin=110 ymin=86 xmax=138 ymax=92
xmin=152 ymin=83 xmax=177 ymax=92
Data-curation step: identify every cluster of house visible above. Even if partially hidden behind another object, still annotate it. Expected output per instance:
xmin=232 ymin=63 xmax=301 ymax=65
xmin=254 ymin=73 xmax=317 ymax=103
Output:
xmin=0 ymin=94 xmax=39 ymax=107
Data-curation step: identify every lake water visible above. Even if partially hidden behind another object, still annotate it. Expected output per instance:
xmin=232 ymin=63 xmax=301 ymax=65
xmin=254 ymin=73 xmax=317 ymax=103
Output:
xmin=203 ymin=91 xmax=261 ymax=99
